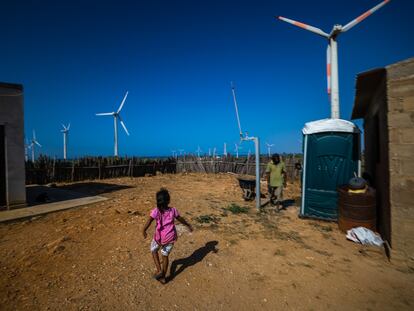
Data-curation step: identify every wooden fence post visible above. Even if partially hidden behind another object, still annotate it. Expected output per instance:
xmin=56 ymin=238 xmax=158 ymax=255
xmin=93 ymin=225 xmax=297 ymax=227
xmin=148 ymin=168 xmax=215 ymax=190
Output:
xmin=71 ymin=161 xmax=75 ymax=182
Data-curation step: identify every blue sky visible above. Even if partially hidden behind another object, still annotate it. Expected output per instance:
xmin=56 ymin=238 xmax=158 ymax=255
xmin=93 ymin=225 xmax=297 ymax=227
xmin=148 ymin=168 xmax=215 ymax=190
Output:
xmin=1 ymin=0 xmax=413 ymax=157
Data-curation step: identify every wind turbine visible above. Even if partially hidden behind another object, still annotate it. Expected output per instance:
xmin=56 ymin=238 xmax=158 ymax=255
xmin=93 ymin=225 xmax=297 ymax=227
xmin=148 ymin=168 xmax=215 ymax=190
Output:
xmin=231 ymin=82 xmax=261 ymax=210
xmin=96 ymin=91 xmax=130 ymax=156
xmin=178 ymin=149 xmax=184 ymax=157
xmin=29 ymin=130 xmax=42 ymax=162
xmin=223 ymin=143 xmax=227 ymax=156
xmin=196 ymin=146 xmax=202 ymax=158
xmin=24 ymin=137 xmax=29 ymax=162
xmin=265 ymin=142 xmax=274 ymax=158
xmin=213 ymin=147 xmax=217 ymax=158
xmin=277 ymin=0 xmax=391 ymax=119
xmin=234 ymin=143 xmax=241 ymax=158
xmin=61 ymin=123 xmax=70 ymax=160
xmin=171 ymin=150 xmax=177 ymax=158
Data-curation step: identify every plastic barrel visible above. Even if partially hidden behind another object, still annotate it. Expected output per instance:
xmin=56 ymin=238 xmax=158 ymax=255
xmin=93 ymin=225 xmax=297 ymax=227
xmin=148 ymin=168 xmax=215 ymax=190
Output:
xmin=337 ymin=186 xmax=376 ymax=233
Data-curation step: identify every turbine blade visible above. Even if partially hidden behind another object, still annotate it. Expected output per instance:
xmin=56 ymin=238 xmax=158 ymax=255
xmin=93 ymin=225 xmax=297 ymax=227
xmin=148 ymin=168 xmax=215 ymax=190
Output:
xmin=61 ymin=123 xmax=67 ymax=130
xmin=67 ymin=123 xmax=70 ymax=130
xmin=33 ymin=130 xmax=36 ymax=140
xmin=96 ymin=112 xmax=114 ymax=116
xmin=231 ymin=82 xmax=243 ymax=137
xmin=342 ymin=0 xmax=391 ymax=32
xmin=118 ymin=115 xmax=130 ymax=136
xmin=117 ymin=91 xmax=129 ymax=113
xmin=327 ymin=44 xmax=331 ymax=95
xmin=34 ymin=141 xmax=42 ymax=147
xmin=277 ymin=16 xmax=329 ymax=38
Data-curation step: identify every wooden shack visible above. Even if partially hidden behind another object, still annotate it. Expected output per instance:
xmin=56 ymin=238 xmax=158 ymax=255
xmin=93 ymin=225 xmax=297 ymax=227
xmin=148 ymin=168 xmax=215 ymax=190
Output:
xmin=352 ymin=57 xmax=414 ymax=259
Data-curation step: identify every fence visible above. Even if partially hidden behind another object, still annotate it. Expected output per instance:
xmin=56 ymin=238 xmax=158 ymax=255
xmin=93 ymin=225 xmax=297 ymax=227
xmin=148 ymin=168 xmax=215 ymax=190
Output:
xmin=26 ymin=156 xmax=176 ymax=184
xmin=176 ymin=155 xmax=302 ymax=180
xmin=26 ymin=155 xmax=302 ymax=185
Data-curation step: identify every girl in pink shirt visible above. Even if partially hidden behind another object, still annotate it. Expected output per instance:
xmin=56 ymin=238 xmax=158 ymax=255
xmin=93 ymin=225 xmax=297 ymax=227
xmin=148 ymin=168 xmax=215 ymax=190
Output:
xmin=142 ymin=188 xmax=193 ymax=284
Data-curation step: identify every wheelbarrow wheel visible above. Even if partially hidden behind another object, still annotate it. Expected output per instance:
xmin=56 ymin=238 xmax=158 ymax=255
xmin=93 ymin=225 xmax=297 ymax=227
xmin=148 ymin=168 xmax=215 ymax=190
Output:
xmin=243 ymin=189 xmax=255 ymax=201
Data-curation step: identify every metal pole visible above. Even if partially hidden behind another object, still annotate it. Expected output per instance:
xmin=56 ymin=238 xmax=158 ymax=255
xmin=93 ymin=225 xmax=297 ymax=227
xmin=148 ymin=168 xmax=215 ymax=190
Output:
xmin=32 ymin=146 xmax=35 ymax=162
xmin=254 ymin=137 xmax=261 ymax=210
xmin=114 ymin=116 xmax=118 ymax=156
xmin=330 ymin=38 xmax=340 ymax=119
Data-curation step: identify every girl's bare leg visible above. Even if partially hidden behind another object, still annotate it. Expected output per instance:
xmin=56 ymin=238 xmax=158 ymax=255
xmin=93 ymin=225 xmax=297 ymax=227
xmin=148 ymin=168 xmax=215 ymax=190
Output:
xmin=159 ymin=255 xmax=169 ymax=284
xmin=152 ymin=251 xmax=162 ymax=274
xmin=162 ymin=255 xmax=169 ymax=275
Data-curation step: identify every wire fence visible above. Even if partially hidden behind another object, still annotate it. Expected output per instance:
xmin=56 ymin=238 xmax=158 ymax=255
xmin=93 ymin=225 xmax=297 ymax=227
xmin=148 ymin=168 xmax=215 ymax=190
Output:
xmin=26 ymin=155 xmax=302 ymax=185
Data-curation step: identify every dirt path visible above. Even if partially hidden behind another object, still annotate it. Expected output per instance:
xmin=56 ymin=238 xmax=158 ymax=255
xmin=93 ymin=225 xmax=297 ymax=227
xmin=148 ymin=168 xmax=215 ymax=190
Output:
xmin=0 ymin=173 xmax=413 ymax=310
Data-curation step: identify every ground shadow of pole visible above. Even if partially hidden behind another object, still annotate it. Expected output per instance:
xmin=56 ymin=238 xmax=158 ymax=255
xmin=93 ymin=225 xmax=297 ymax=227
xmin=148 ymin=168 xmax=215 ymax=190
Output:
xmin=168 ymin=241 xmax=218 ymax=282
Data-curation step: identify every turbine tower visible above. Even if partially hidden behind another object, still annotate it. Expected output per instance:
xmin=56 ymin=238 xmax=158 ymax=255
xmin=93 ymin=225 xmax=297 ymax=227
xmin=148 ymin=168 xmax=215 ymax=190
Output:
xmin=61 ymin=123 xmax=70 ymax=160
xmin=223 ymin=142 xmax=227 ymax=156
xmin=24 ymin=137 xmax=29 ymax=162
xmin=234 ymin=143 xmax=241 ymax=158
xmin=29 ymin=130 xmax=42 ymax=162
xmin=96 ymin=91 xmax=130 ymax=157
xmin=196 ymin=146 xmax=202 ymax=158
xmin=265 ymin=142 xmax=274 ymax=157
xmin=277 ymin=0 xmax=391 ymax=119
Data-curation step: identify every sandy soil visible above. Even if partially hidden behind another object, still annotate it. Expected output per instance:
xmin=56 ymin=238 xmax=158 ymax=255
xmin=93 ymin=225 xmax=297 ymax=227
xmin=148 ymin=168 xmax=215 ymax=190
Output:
xmin=0 ymin=173 xmax=413 ymax=311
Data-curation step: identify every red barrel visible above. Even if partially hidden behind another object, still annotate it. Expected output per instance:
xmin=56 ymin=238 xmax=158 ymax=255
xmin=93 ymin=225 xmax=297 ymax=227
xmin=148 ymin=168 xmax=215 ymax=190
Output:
xmin=337 ymin=186 xmax=376 ymax=233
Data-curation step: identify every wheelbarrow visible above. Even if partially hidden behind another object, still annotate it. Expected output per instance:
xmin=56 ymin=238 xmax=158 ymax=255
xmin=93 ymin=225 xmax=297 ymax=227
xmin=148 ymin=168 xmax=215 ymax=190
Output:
xmin=237 ymin=175 xmax=257 ymax=201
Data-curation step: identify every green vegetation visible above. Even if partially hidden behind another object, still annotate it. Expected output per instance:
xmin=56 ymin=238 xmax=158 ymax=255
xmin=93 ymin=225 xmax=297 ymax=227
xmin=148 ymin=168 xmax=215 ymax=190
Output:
xmin=195 ymin=214 xmax=219 ymax=224
xmin=225 ymin=203 xmax=249 ymax=214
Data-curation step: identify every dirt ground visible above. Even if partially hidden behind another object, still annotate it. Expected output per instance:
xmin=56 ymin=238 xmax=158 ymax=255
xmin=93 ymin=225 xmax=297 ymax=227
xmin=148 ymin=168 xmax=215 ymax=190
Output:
xmin=0 ymin=173 xmax=413 ymax=311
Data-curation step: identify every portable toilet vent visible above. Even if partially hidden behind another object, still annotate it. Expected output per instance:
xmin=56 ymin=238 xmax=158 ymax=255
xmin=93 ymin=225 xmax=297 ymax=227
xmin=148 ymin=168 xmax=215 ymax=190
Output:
xmin=300 ymin=118 xmax=360 ymax=221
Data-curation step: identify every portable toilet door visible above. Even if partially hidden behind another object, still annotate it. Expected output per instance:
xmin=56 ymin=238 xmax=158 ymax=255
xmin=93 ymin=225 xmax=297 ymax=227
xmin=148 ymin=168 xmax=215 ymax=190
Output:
xmin=300 ymin=119 xmax=360 ymax=221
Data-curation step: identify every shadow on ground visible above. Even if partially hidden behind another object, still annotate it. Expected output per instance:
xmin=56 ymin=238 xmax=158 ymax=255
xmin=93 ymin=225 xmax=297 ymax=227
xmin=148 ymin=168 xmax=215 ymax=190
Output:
xmin=26 ymin=182 xmax=132 ymax=206
xmin=168 ymin=241 xmax=219 ymax=282
xmin=56 ymin=182 xmax=133 ymax=196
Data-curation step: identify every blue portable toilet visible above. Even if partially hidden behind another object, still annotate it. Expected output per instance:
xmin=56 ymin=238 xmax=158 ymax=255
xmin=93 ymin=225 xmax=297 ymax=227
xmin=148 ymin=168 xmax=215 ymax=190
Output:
xmin=300 ymin=119 xmax=361 ymax=221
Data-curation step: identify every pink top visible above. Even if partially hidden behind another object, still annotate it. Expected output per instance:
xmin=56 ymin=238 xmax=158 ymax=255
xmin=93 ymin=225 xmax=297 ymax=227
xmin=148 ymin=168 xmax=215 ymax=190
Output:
xmin=150 ymin=207 xmax=180 ymax=245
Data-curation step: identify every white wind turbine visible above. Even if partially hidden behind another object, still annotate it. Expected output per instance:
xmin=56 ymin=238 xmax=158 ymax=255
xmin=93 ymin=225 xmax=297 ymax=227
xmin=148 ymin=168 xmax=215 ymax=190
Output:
xmin=96 ymin=91 xmax=130 ymax=157
xmin=223 ymin=142 xmax=227 ymax=156
xmin=277 ymin=0 xmax=391 ymax=119
xmin=61 ymin=123 xmax=70 ymax=160
xmin=196 ymin=146 xmax=202 ymax=158
xmin=265 ymin=142 xmax=274 ymax=158
xmin=24 ymin=137 xmax=29 ymax=162
xmin=234 ymin=143 xmax=242 ymax=158
xmin=29 ymin=130 xmax=42 ymax=162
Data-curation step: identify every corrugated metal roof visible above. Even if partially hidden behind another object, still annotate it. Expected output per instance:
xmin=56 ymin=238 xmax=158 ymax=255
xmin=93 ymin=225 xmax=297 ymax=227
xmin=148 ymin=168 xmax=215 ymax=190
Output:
xmin=351 ymin=68 xmax=386 ymax=120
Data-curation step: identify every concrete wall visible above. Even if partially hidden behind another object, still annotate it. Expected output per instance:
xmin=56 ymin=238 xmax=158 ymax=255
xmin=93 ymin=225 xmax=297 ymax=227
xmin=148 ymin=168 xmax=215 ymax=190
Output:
xmin=363 ymin=76 xmax=391 ymax=244
xmin=0 ymin=83 xmax=26 ymax=208
xmin=387 ymin=58 xmax=414 ymax=259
